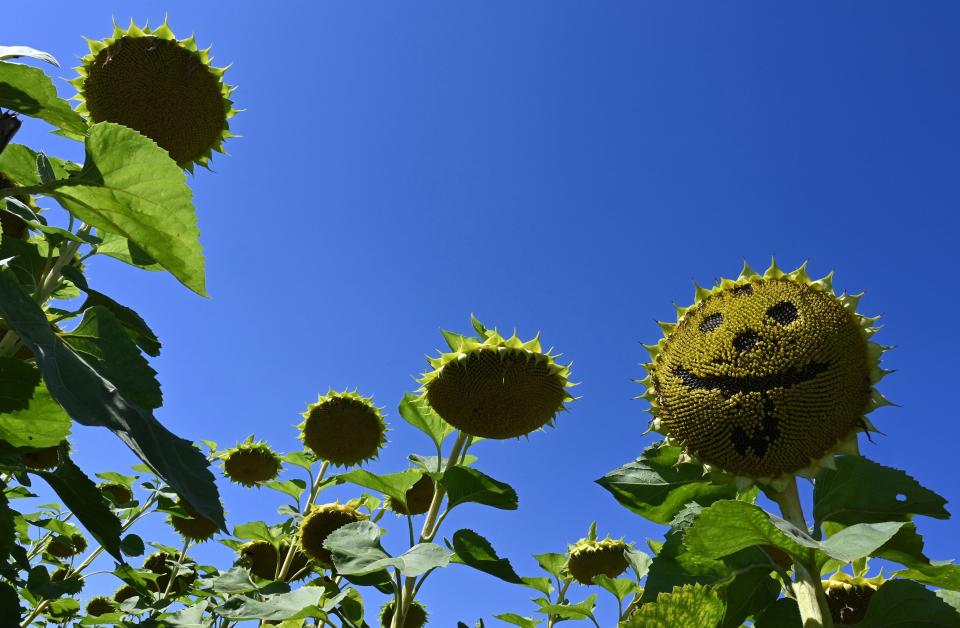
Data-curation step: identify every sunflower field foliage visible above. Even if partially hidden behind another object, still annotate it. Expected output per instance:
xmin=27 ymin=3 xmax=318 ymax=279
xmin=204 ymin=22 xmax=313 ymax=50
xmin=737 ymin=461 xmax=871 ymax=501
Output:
xmin=1 ymin=20 xmax=958 ymax=628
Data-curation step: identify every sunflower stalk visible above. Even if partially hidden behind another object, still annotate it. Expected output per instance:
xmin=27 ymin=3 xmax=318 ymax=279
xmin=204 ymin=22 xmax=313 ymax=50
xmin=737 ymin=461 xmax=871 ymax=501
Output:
xmin=772 ymin=478 xmax=834 ymax=628
xmin=392 ymin=430 xmax=469 ymax=628
xmin=276 ymin=460 xmax=329 ymax=582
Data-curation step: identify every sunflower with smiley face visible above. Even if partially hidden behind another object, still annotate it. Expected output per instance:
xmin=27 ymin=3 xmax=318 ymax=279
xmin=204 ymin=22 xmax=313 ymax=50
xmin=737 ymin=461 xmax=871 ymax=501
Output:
xmin=640 ymin=260 xmax=891 ymax=486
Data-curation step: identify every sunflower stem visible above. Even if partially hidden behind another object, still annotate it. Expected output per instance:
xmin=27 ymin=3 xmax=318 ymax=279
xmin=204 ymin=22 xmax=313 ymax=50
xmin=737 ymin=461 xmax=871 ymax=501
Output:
xmin=772 ymin=478 xmax=834 ymax=628
xmin=392 ymin=430 xmax=469 ymax=628
xmin=277 ymin=460 xmax=329 ymax=582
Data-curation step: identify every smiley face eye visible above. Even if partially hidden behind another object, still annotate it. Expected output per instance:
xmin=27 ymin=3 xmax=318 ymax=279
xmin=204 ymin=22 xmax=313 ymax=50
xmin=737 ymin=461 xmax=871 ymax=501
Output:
xmin=699 ymin=313 xmax=723 ymax=333
xmin=767 ymin=301 xmax=799 ymax=325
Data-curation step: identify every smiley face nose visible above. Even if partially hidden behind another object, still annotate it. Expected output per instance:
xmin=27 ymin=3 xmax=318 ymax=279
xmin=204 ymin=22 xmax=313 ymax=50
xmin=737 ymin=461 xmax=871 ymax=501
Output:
xmin=733 ymin=329 xmax=760 ymax=353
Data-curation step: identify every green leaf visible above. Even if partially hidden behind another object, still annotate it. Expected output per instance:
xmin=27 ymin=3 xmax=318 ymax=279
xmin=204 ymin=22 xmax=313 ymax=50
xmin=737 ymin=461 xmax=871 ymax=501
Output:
xmin=0 ymin=357 xmax=70 ymax=448
xmin=0 ymin=582 xmax=20 ymax=627
xmin=597 ymin=443 xmax=737 ymax=525
xmin=215 ymin=586 xmax=340 ymax=621
xmin=0 ymin=269 xmax=225 ymax=530
xmin=814 ymin=456 xmax=950 ymax=525
xmin=441 ymin=466 xmax=518 ymax=510
xmin=338 ymin=468 xmax=421 ymax=506
xmin=47 ymin=123 xmax=205 ymax=295
xmin=717 ymin=570 xmax=780 ymax=628
xmin=233 ymin=521 xmax=277 ymax=546
xmin=156 ymin=600 xmax=209 ymax=626
xmin=533 ymin=552 xmax=567 ymax=578
xmin=0 ymin=61 xmax=86 ymax=135
xmin=208 ymin=566 xmax=257 ymax=594
xmin=281 ymin=451 xmax=315 ymax=470
xmin=623 ymin=584 xmax=724 ymax=628
xmin=121 ymin=533 xmax=145 ymax=557
xmin=66 ymin=278 xmax=161 ymax=357
xmin=522 ymin=577 xmax=553 ymax=595
xmin=264 ymin=479 xmax=307 ymax=503
xmin=494 ymin=614 xmax=541 ymax=628
xmin=37 ymin=458 xmax=122 ymax=561
xmin=0 ymin=46 xmax=60 ymax=67
xmin=592 ymin=575 xmax=638 ymax=602
xmin=60 ymin=306 xmax=162 ymax=409
xmin=0 ymin=488 xmax=15 ymax=566
xmin=753 ymin=597 xmax=802 ymax=628
xmin=856 ymin=579 xmax=960 ymax=627
xmin=818 ymin=521 xmax=907 ymax=564
xmin=625 ymin=547 xmax=653 ymax=581
xmin=409 ymin=453 xmax=477 ymax=474
xmin=536 ymin=594 xmax=597 ymax=621
xmin=0 ymin=144 xmax=78 ymax=186
xmin=398 ymin=393 xmax=453 ymax=451
xmin=324 ymin=521 xmax=450 ymax=577
xmin=450 ymin=528 xmax=523 ymax=584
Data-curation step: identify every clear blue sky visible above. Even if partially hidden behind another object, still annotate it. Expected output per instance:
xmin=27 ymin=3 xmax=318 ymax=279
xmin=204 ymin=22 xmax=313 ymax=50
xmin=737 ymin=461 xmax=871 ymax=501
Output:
xmin=8 ymin=2 xmax=960 ymax=625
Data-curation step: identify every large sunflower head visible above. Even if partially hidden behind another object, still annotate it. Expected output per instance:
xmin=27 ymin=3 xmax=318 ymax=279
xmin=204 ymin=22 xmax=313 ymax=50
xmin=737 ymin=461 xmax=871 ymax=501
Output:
xmin=298 ymin=390 xmax=387 ymax=467
xmin=85 ymin=596 xmax=116 ymax=617
xmin=221 ymin=440 xmax=282 ymax=487
xmin=71 ymin=19 xmax=237 ymax=170
xmin=641 ymin=261 xmax=890 ymax=484
xmin=823 ymin=572 xmax=884 ymax=625
xmin=419 ymin=317 xmax=575 ymax=439
xmin=47 ymin=533 xmax=87 ymax=558
xmin=298 ymin=502 xmax=368 ymax=566
xmin=379 ymin=600 xmax=429 ymax=628
xmin=167 ymin=499 xmax=219 ymax=542
xmin=239 ymin=540 xmax=310 ymax=581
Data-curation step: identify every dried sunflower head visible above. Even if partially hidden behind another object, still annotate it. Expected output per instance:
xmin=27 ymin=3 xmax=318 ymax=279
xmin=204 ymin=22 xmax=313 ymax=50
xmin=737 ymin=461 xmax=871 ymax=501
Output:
xmin=47 ymin=533 xmax=87 ymax=558
xmin=239 ymin=540 xmax=310 ymax=581
xmin=71 ymin=19 xmax=237 ymax=170
xmin=99 ymin=482 xmax=134 ymax=506
xmin=299 ymin=390 xmax=387 ymax=467
xmin=168 ymin=499 xmax=219 ymax=542
xmin=641 ymin=261 xmax=890 ymax=485
xmin=379 ymin=599 xmax=429 ymax=628
xmin=298 ymin=502 xmax=368 ymax=566
xmin=387 ymin=474 xmax=435 ymax=516
xmin=420 ymin=317 xmax=575 ymax=439
xmin=85 ymin=596 xmax=116 ymax=617
xmin=113 ymin=584 xmax=139 ymax=603
xmin=566 ymin=530 xmax=630 ymax=585
xmin=222 ymin=440 xmax=282 ymax=487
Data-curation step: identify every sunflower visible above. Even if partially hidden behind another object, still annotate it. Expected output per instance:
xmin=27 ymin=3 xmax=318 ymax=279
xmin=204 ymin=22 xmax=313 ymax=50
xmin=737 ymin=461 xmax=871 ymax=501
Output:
xmin=299 ymin=390 xmax=387 ymax=467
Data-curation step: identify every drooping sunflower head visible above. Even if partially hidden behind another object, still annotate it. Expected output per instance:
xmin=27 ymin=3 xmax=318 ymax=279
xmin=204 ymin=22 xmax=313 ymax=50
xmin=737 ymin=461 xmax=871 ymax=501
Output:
xmin=221 ymin=440 xmax=282 ymax=487
xmin=387 ymin=474 xmax=435 ymax=516
xmin=71 ymin=19 xmax=237 ymax=170
xmin=299 ymin=390 xmax=387 ymax=467
xmin=823 ymin=572 xmax=884 ymax=625
xmin=47 ymin=533 xmax=87 ymax=558
xmin=566 ymin=531 xmax=630 ymax=585
xmin=379 ymin=600 xmax=429 ymax=628
xmin=113 ymin=584 xmax=139 ymax=604
xmin=99 ymin=483 xmax=134 ymax=506
xmin=298 ymin=502 xmax=368 ymax=566
xmin=239 ymin=540 xmax=310 ymax=581
xmin=168 ymin=499 xmax=219 ymax=542
xmin=85 ymin=596 xmax=116 ymax=617
xmin=641 ymin=261 xmax=890 ymax=483
xmin=19 ymin=444 xmax=63 ymax=470
xmin=419 ymin=317 xmax=575 ymax=439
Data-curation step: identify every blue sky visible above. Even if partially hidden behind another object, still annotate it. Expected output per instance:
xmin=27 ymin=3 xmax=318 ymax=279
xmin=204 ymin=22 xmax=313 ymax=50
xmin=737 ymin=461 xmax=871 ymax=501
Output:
xmin=8 ymin=2 xmax=960 ymax=625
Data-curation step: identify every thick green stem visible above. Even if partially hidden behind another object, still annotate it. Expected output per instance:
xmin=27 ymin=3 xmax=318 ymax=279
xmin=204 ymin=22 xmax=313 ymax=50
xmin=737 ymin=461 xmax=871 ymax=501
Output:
xmin=772 ymin=478 xmax=833 ymax=628
xmin=391 ymin=431 xmax=469 ymax=628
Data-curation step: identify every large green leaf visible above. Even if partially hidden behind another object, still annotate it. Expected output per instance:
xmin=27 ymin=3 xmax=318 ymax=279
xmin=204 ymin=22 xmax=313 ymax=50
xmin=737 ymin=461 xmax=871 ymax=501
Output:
xmin=38 ymin=458 xmax=122 ymax=561
xmin=0 ymin=61 xmax=86 ymax=136
xmin=597 ymin=443 xmax=737 ymax=525
xmin=717 ymin=569 xmax=780 ymax=628
xmin=450 ymin=528 xmax=523 ymax=584
xmin=753 ymin=598 xmax=802 ymax=628
xmin=536 ymin=594 xmax=597 ymax=621
xmin=856 ymin=579 xmax=960 ymax=627
xmin=324 ymin=521 xmax=450 ymax=577
xmin=623 ymin=584 xmax=724 ymax=628
xmin=0 ymin=357 xmax=70 ymax=447
xmin=494 ymin=614 xmax=541 ymax=628
xmin=0 ymin=269 xmax=225 ymax=529
xmin=0 ymin=144 xmax=78 ymax=186
xmin=398 ymin=393 xmax=453 ymax=452
xmin=215 ymin=587 xmax=342 ymax=621
xmin=60 ymin=306 xmax=162 ymax=409
xmin=0 ymin=581 xmax=19 ymax=626
xmin=338 ymin=468 xmax=422 ymax=507
xmin=441 ymin=466 xmax=518 ymax=510
xmin=814 ymin=456 xmax=950 ymax=526
xmin=47 ymin=123 xmax=205 ymax=295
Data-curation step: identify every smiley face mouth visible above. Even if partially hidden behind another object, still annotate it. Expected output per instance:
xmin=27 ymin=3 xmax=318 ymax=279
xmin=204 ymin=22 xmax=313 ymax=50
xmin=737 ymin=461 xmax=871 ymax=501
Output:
xmin=670 ymin=360 xmax=830 ymax=459
xmin=673 ymin=361 xmax=829 ymax=398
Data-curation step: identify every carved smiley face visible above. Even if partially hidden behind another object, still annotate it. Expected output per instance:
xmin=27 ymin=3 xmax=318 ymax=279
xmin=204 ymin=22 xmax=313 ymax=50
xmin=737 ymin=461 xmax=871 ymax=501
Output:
xmin=651 ymin=278 xmax=871 ymax=478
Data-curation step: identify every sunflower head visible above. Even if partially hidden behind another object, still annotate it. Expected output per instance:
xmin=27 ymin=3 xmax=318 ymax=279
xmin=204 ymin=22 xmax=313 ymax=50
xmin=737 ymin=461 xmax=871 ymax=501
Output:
xmin=387 ymin=474 xmax=435 ymax=516
xmin=641 ymin=261 xmax=890 ymax=483
xmin=222 ymin=440 xmax=282 ymax=487
xmin=299 ymin=390 xmax=387 ymax=467
xmin=419 ymin=317 xmax=575 ymax=440
xmin=85 ymin=596 xmax=116 ymax=617
xmin=823 ymin=572 xmax=884 ymax=625
xmin=71 ymin=19 xmax=237 ymax=170
xmin=143 ymin=550 xmax=196 ymax=593
xmin=47 ymin=533 xmax=87 ymax=558
xmin=379 ymin=600 xmax=429 ymax=628
xmin=566 ymin=529 xmax=630 ymax=585
xmin=298 ymin=502 xmax=368 ymax=566
xmin=168 ymin=499 xmax=219 ymax=542
xmin=99 ymin=483 xmax=134 ymax=506
xmin=239 ymin=540 xmax=310 ymax=581
xmin=113 ymin=584 xmax=139 ymax=604
xmin=19 ymin=444 xmax=62 ymax=470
